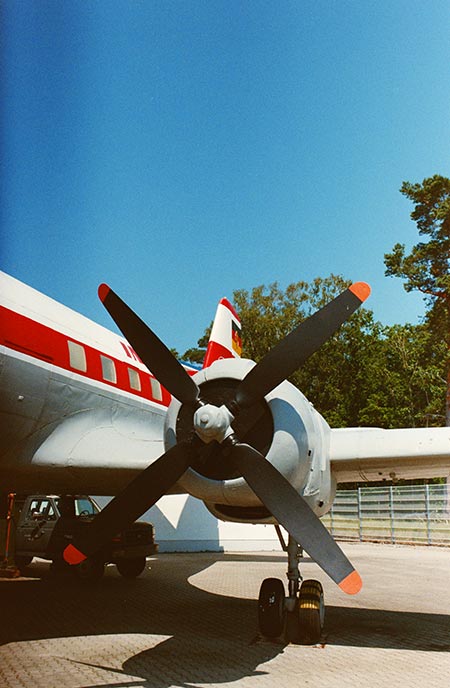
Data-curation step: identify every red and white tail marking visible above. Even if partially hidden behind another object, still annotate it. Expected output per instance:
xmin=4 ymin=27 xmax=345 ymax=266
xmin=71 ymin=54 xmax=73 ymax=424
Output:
xmin=203 ymin=298 xmax=242 ymax=368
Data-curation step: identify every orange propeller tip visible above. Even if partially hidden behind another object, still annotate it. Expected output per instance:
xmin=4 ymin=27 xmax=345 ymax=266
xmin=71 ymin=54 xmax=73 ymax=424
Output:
xmin=349 ymin=282 xmax=371 ymax=303
xmin=98 ymin=283 xmax=111 ymax=303
xmin=338 ymin=570 xmax=362 ymax=595
xmin=63 ymin=544 xmax=87 ymax=565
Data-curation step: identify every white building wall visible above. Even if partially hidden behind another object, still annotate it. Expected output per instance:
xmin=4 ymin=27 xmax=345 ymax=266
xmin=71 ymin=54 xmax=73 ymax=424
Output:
xmin=146 ymin=495 xmax=283 ymax=552
xmin=95 ymin=494 xmax=283 ymax=552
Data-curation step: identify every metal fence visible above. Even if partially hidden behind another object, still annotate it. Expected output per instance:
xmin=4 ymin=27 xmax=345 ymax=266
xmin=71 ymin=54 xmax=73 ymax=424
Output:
xmin=321 ymin=484 xmax=450 ymax=545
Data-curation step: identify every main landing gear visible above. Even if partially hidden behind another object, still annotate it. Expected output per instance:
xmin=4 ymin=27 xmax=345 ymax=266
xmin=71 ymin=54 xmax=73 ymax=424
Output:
xmin=258 ymin=532 xmax=324 ymax=644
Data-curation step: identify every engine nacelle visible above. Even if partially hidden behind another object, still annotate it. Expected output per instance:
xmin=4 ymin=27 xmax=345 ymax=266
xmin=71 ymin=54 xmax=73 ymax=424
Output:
xmin=164 ymin=358 xmax=335 ymax=524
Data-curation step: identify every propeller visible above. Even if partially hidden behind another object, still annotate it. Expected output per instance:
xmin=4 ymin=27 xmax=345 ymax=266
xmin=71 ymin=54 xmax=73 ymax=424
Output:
xmin=228 ymin=440 xmax=361 ymax=593
xmin=64 ymin=281 xmax=369 ymax=594
xmin=233 ymin=282 xmax=370 ymax=410
xmin=98 ymin=284 xmax=201 ymax=407
xmin=64 ymin=441 xmax=194 ymax=564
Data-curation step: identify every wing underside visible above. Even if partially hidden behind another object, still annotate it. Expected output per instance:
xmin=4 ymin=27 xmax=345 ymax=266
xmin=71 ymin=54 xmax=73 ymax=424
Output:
xmin=330 ymin=427 xmax=450 ymax=483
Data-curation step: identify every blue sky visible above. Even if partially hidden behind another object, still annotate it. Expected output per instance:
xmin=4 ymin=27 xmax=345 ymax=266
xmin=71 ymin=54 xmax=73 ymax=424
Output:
xmin=1 ymin=1 xmax=449 ymax=354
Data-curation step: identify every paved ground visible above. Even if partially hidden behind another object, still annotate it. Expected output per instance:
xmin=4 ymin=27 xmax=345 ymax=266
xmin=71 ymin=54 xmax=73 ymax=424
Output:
xmin=0 ymin=542 xmax=449 ymax=688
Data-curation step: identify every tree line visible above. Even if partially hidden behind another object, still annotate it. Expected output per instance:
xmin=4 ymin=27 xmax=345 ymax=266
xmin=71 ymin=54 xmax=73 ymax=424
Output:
xmin=181 ymin=175 xmax=450 ymax=431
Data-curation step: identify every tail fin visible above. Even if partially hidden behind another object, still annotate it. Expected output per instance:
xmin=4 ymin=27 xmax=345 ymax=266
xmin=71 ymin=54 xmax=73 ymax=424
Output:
xmin=203 ymin=298 xmax=242 ymax=368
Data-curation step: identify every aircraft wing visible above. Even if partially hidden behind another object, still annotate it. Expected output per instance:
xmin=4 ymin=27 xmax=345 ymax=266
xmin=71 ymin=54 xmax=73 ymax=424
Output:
xmin=330 ymin=427 xmax=450 ymax=483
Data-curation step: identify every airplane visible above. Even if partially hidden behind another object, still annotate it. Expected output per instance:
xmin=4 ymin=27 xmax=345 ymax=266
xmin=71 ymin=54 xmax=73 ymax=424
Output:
xmin=1 ymin=270 xmax=450 ymax=643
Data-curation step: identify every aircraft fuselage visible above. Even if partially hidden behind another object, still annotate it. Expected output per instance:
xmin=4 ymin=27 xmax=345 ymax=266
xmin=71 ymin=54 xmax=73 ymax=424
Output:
xmin=0 ymin=272 xmax=335 ymax=519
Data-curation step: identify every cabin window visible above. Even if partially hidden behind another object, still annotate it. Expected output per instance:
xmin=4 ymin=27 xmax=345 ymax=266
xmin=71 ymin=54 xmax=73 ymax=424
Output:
xmin=150 ymin=377 xmax=163 ymax=401
xmin=128 ymin=367 xmax=141 ymax=391
xmin=101 ymin=355 xmax=117 ymax=383
xmin=68 ymin=341 xmax=87 ymax=372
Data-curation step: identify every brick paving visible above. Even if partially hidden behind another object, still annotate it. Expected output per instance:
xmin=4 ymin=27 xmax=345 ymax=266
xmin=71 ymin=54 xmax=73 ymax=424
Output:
xmin=0 ymin=542 xmax=449 ymax=688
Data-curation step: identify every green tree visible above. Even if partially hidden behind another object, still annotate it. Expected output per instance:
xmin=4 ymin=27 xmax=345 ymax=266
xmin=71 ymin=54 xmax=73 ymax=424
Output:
xmin=232 ymin=279 xmax=310 ymax=361
xmin=384 ymin=175 xmax=450 ymax=424
xmin=231 ymin=276 xmax=446 ymax=429
xmin=181 ymin=331 xmax=210 ymax=365
xmin=187 ymin=273 xmax=445 ymax=431
xmin=359 ymin=323 xmax=446 ymax=428
xmin=181 ymin=347 xmax=206 ymax=365
xmin=233 ymin=275 xmax=383 ymax=427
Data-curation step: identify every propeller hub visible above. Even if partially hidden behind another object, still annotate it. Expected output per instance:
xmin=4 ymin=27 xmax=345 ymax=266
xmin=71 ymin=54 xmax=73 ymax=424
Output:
xmin=193 ymin=404 xmax=235 ymax=444
xmin=171 ymin=372 xmax=274 ymax=481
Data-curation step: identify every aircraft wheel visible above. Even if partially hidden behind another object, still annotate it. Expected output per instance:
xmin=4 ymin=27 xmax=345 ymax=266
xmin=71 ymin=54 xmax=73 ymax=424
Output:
xmin=75 ymin=558 xmax=105 ymax=581
xmin=284 ymin=598 xmax=301 ymax=643
xmin=258 ymin=577 xmax=286 ymax=638
xmin=116 ymin=556 xmax=147 ymax=578
xmin=298 ymin=579 xmax=324 ymax=644
xmin=50 ymin=558 xmax=72 ymax=577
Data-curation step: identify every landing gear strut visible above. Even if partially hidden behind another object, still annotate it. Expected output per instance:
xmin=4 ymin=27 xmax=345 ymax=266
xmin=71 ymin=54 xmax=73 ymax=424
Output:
xmin=258 ymin=532 xmax=325 ymax=644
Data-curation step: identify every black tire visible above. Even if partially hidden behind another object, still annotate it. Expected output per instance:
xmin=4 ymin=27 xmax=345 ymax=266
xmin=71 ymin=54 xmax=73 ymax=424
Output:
xmin=50 ymin=558 xmax=72 ymax=577
xmin=258 ymin=577 xmax=286 ymax=638
xmin=15 ymin=555 xmax=33 ymax=571
xmin=116 ymin=557 xmax=147 ymax=578
xmin=298 ymin=579 xmax=324 ymax=644
xmin=75 ymin=558 xmax=105 ymax=581
xmin=284 ymin=602 xmax=301 ymax=644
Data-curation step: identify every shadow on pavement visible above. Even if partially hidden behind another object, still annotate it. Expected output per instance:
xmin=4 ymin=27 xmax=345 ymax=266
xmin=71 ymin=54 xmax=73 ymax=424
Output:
xmin=324 ymin=605 xmax=450 ymax=652
xmin=0 ymin=552 xmax=449 ymax=688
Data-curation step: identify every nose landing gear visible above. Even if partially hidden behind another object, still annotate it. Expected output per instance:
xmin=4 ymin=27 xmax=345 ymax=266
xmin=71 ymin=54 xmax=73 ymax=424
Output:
xmin=257 ymin=533 xmax=325 ymax=644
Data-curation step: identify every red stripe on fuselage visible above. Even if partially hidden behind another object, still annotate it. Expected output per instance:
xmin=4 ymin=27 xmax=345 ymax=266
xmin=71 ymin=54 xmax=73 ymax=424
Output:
xmin=0 ymin=306 xmax=172 ymax=406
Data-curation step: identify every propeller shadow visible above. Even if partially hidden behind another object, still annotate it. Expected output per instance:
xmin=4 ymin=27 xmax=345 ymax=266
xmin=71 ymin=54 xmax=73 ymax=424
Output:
xmin=324 ymin=604 xmax=450 ymax=652
xmin=0 ymin=554 xmax=286 ymax=687
xmin=1 ymin=552 xmax=448 ymax=688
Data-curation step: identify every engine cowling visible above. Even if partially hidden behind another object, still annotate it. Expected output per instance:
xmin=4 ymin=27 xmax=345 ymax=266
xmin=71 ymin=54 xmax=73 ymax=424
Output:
xmin=164 ymin=358 xmax=336 ymax=523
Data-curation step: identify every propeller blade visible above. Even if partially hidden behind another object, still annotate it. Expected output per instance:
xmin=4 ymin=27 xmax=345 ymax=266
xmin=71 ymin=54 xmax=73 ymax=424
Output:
xmin=64 ymin=441 xmax=194 ymax=564
xmin=234 ymin=282 xmax=370 ymax=409
xmin=230 ymin=442 xmax=362 ymax=594
xmin=99 ymin=284 xmax=200 ymax=406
